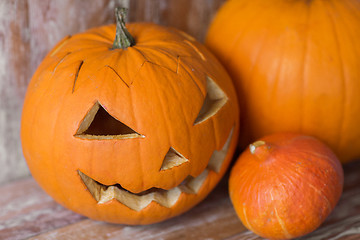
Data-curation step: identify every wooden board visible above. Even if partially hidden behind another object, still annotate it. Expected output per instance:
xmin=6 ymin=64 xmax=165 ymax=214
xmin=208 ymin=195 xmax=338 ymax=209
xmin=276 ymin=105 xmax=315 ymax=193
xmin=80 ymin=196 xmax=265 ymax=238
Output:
xmin=1 ymin=161 xmax=360 ymax=240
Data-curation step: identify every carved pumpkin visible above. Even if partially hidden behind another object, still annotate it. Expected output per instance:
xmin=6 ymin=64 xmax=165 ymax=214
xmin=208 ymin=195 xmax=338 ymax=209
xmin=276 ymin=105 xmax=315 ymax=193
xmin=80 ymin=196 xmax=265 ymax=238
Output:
xmin=229 ymin=133 xmax=343 ymax=239
xmin=21 ymin=9 xmax=239 ymax=224
xmin=206 ymin=0 xmax=360 ymax=163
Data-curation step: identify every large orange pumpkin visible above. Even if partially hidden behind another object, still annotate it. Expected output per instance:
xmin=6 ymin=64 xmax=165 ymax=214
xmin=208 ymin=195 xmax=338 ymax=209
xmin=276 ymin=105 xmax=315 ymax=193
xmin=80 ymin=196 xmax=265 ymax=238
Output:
xmin=21 ymin=9 xmax=239 ymax=224
xmin=229 ymin=133 xmax=344 ymax=239
xmin=206 ymin=0 xmax=360 ymax=163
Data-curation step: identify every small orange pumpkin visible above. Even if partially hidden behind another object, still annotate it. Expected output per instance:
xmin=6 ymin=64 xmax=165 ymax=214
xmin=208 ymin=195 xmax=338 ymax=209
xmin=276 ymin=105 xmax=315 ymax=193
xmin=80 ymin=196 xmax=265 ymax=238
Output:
xmin=21 ymin=9 xmax=239 ymax=224
xmin=206 ymin=0 xmax=360 ymax=163
xmin=229 ymin=133 xmax=343 ymax=239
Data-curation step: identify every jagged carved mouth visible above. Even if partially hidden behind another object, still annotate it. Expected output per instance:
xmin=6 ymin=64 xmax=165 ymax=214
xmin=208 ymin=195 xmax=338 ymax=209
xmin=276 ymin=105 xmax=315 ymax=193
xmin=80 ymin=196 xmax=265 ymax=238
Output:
xmin=79 ymin=128 xmax=233 ymax=211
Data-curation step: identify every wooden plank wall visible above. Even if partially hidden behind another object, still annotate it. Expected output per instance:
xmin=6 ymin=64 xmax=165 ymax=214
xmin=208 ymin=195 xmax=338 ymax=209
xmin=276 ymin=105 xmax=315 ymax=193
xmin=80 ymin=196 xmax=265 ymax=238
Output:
xmin=0 ymin=0 xmax=225 ymax=185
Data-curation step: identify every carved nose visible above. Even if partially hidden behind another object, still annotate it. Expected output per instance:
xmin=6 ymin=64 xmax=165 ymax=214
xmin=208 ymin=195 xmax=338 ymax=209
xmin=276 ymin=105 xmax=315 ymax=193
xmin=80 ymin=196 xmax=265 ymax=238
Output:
xmin=160 ymin=147 xmax=189 ymax=171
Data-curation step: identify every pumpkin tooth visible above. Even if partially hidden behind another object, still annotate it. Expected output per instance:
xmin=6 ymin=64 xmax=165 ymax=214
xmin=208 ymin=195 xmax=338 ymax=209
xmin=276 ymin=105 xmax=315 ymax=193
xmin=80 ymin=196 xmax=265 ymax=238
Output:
xmin=78 ymin=170 xmax=105 ymax=202
xmin=183 ymin=40 xmax=206 ymax=61
xmin=113 ymin=188 xmax=154 ymax=211
xmin=178 ymin=176 xmax=197 ymax=194
xmin=154 ymin=187 xmax=182 ymax=208
xmin=98 ymin=186 xmax=116 ymax=204
xmin=185 ymin=169 xmax=209 ymax=193
xmin=207 ymin=128 xmax=233 ymax=173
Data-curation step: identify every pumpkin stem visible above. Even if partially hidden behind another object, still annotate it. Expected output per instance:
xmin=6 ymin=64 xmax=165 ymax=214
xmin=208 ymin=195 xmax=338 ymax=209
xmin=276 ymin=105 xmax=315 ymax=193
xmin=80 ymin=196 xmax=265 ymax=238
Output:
xmin=112 ymin=8 xmax=135 ymax=49
xmin=249 ymin=140 xmax=266 ymax=154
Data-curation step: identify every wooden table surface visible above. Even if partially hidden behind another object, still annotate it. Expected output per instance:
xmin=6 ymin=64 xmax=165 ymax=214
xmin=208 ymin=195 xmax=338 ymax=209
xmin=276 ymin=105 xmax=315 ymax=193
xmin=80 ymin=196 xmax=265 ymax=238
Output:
xmin=1 ymin=161 xmax=360 ymax=240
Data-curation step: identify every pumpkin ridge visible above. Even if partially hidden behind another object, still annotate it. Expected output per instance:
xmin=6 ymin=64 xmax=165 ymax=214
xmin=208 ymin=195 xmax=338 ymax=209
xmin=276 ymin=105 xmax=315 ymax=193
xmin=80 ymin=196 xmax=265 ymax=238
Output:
xmin=26 ymin=58 xmax=71 ymax=182
xmin=325 ymin=0 xmax=348 ymax=153
xmin=307 ymin=182 xmax=333 ymax=213
xmin=207 ymin=128 xmax=233 ymax=172
xmin=300 ymin=3 xmax=312 ymax=133
xmin=151 ymin=67 xmax=173 ymax=170
xmin=242 ymin=207 xmax=256 ymax=234
xmin=49 ymin=87 xmax=77 ymax=206
xmin=273 ymin=204 xmax=293 ymax=239
xmin=177 ymin=58 xmax=205 ymax=99
xmin=128 ymin=72 xmax=145 ymax=191
xmin=226 ymin=29 xmax=268 ymax=131
xmin=163 ymin=64 xmax=193 ymax=156
xmin=84 ymin=30 xmax=114 ymax=43
xmin=223 ymin=6 xmax=268 ymax=67
xmin=175 ymin=56 xmax=180 ymax=74
xmin=183 ymin=40 xmax=206 ymax=61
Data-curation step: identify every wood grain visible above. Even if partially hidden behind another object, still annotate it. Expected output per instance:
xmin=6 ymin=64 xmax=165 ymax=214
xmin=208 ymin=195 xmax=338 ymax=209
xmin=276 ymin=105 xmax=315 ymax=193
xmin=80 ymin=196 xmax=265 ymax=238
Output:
xmin=0 ymin=0 xmax=31 ymax=185
xmin=0 ymin=0 xmax=224 ymax=185
xmin=1 ymin=161 xmax=360 ymax=240
xmin=0 ymin=178 xmax=85 ymax=240
xmin=128 ymin=0 xmax=225 ymax=42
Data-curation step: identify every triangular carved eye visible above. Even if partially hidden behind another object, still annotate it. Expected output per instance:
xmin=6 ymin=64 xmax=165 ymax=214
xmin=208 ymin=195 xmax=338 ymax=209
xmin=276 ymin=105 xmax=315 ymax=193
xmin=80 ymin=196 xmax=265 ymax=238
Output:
xmin=160 ymin=147 xmax=189 ymax=171
xmin=75 ymin=101 xmax=144 ymax=140
xmin=194 ymin=76 xmax=228 ymax=125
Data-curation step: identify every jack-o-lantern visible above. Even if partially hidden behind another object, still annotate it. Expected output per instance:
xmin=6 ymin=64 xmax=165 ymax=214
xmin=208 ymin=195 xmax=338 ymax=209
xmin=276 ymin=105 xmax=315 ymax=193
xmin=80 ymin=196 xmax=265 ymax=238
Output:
xmin=21 ymin=9 xmax=239 ymax=224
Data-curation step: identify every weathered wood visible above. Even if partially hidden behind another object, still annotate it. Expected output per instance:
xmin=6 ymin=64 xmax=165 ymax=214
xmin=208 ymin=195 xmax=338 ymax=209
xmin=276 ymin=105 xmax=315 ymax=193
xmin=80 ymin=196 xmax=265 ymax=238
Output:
xmin=1 ymin=177 xmax=246 ymax=240
xmin=1 ymin=162 xmax=360 ymax=240
xmin=128 ymin=0 xmax=225 ymax=42
xmin=0 ymin=0 xmax=31 ymax=185
xmin=0 ymin=178 xmax=85 ymax=240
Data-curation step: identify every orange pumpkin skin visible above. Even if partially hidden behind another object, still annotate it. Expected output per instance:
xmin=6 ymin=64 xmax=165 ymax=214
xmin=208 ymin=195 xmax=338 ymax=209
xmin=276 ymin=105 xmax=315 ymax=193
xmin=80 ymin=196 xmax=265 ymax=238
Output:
xmin=229 ymin=133 xmax=343 ymax=239
xmin=21 ymin=22 xmax=239 ymax=224
xmin=206 ymin=0 xmax=360 ymax=163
